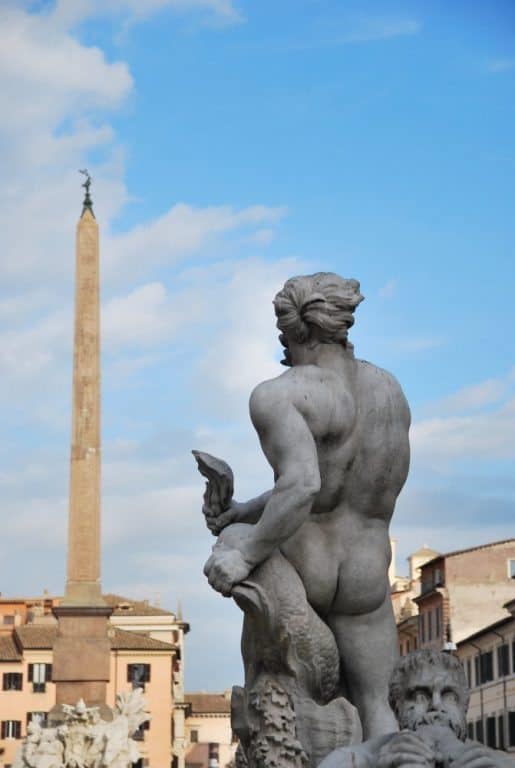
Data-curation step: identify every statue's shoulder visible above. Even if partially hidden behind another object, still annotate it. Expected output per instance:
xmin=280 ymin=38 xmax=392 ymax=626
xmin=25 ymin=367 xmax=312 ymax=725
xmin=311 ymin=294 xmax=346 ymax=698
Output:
xmin=249 ymin=367 xmax=318 ymax=424
xmin=356 ymin=359 xmax=410 ymax=419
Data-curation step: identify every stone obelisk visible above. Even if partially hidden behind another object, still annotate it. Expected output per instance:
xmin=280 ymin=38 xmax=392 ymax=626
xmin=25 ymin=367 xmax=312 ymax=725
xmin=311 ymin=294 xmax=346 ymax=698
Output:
xmin=51 ymin=172 xmax=112 ymax=718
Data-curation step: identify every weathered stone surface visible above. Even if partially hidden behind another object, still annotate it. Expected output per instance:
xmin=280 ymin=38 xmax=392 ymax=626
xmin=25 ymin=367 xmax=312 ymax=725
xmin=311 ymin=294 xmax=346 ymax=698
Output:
xmin=65 ymin=207 xmax=103 ymax=607
xmin=319 ymin=650 xmax=514 ymax=767
xmin=194 ymin=273 xmax=412 ymax=766
xmin=52 ymin=194 xmax=111 ymax=717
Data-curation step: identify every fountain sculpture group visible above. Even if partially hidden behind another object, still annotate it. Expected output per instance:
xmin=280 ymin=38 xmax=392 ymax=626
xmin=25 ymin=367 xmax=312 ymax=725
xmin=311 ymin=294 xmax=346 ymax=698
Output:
xmin=194 ymin=272 xmax=512 ymax=768
xmin=13 ymin=271 xmax=511 ymax=767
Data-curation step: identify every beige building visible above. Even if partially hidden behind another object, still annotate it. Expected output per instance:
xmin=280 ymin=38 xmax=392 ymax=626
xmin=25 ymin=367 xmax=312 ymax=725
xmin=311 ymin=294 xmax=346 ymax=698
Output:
xmin=394 ymin=539 xmax=515 ymax=655
xmin=414 ymin=539 xmax=515 ymax=650
xmin=184 ymin=692 xmax=236 ymax=768
xmin=0 ymin=594 xmax=189 ymax=768
xmin=457 ymin=599 xmax=515 ymax=753
xmin=390 ymin=546 xmax=440 ymax=620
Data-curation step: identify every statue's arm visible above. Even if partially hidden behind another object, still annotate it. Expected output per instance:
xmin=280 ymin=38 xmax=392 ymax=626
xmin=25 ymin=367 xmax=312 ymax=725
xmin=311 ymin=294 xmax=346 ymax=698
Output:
xmin=232 ymin=490 xmax=273 ymax=524
xmin=241 ymin=381 xmax=321 ymax=566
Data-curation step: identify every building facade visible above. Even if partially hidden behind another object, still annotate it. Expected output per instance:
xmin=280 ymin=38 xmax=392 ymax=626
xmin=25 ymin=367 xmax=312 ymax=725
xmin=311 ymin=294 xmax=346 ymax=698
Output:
xmin=0 ymin=594 xmax=189 ymax=768
xmin=414 ymin=539 xmax=515 ymax=650
xmin=184 ymin=692 xmax=236 ymax=768
xmin=457 ymin=600 xmax=515 ymax=754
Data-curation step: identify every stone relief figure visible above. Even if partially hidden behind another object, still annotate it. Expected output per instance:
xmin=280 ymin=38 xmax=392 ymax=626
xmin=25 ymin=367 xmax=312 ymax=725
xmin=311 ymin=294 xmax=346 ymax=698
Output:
xmin=194 ymin=272 xmax=411 ymax=767
xmin=13 ymin=690 xmax=148 ymax=768
xmin=319 ymin=649 xmax=514 ymax=767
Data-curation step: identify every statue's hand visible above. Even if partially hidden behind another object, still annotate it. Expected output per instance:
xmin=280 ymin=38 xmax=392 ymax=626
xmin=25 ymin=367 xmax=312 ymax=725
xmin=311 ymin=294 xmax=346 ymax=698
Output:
xmin=452 ymin=742 xmax=500 ymax=768
xmin=204 ymin=544 xmax=254 ymax=596
xmin=377 ymin=731 xmax=434 ymax=768
xmin=203 ymin=499 xmax=240 ymax=535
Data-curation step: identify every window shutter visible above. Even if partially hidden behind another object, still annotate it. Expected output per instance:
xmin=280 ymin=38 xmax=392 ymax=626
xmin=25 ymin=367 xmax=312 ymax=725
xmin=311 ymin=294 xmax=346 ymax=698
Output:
xmin=15 ymin=720 xmax=21 ymax=739
xmin=127 ymin=664 xmax=133 ymax=683
xmin=145 ymin=664 xmax=151 ymax=683
xmin=2 ymin=674 xmax=7 ymax=691
xmin=46 ymin=664 xmax=52 ymax=682
xmin=28 ymin=664 xmax=33 ymax=683
xmin=1 ymin=721 xmax=5 ymax=739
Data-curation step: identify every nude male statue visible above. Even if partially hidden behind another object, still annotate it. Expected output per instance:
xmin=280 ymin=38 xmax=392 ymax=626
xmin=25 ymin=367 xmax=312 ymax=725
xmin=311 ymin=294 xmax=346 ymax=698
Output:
xmin=202 ymin=272 xmax=411 ymax=740
xmin=319 ymin=649 xmax=514 ymax=767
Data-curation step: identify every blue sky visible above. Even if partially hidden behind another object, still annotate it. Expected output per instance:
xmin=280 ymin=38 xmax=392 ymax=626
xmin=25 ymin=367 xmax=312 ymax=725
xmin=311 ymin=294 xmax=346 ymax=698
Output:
xmin=0 ymin=0 xmax=514 ymax=690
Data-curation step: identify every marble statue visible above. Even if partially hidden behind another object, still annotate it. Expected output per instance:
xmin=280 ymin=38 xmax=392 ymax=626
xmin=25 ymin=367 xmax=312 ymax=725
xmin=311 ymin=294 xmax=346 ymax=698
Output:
xmin=194 ymin=272 xmax=411 ymax=767
xmin=319 ymin=649 xmax=514 ymax=767
xmin=13 ymin=689 xmax=149 ymax=768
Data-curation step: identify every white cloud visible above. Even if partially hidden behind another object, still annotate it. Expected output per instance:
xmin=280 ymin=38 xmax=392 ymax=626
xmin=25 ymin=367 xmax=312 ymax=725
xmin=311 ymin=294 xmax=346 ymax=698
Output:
xmin=392 ymin=336 xmax=444 ymax=353
xmin=486 ymin=58 xmax=515 ymax=73
xmin=195 ymin=256 xmax=304 ymax=404
xmin=427 ymin=369 xmax=515 ymax=415
xmin=51 ymin=0 xmax=244 ymax=27
xmin=411 ymin=369 xmax=515 ymax=467
xmin=104 ymin=203 xmax=287 ymax=281
xmin=344 ymin=18 xmax=420 ymax=44
xmin=378 ymin=278 xmax=397 ymax=299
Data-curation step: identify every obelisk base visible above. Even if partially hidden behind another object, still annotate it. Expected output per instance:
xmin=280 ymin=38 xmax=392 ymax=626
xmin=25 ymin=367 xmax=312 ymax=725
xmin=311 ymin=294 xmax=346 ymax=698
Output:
xmin=49 ymin=605 xmax=114 ymax=724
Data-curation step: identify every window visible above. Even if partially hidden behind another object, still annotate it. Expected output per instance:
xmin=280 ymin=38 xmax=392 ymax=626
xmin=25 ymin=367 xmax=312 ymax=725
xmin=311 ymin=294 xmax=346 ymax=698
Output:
xmin=427 ymin=611 xmax=432 ymax=642
xmin=435 ymin=606 xmax=442 ymax=638
xmin=510 ymin=712 xmax=515 ymax=748
xmin=127 ymin=664 xmax=150 ymax=691
xmin=467 ymin=722 xmax=474 ymax=740
xmin=190 ymin=729 xmax=199 ymax=743
xmin=498 ymin=714 xmax=505 ymax=751
xmin=1 ymin=721 xmax=22 ymax=739
xmin=474 ymin=655 xmax=480 ymax=687
xmin=27 ymin=712 xmax=47 ymax=727
xmin=28 ymin=663 xmax=52 ymax=693
xmin=419 ymin=614 xmax=425 ymax=643
xmin=132 ymin=721 xmax=150 ymax=742
xmin=508 ymin=559 xmax=515 ymax=579
xmin=3 ymin=673 xmax=22 ymax=691
xmin=3 ymin=615 xmax=15 ymax=625
xmin=466 ymin=659 xmax=472 ymax=688
xmin=476 ymin=719 xmax=484 ymax=744
xmin=486 ymin=716 xmax=496 ymax=748
xmin=497 ymin=644 xmax=510 ymax=677
xmin=479 ymin=651 xmax=493 ymax=684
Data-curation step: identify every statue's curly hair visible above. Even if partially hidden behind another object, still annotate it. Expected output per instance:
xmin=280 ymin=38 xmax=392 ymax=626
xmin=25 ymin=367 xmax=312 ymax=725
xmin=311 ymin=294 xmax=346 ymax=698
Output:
xmin=273 ymin=273 xmax=364 ymax=366
xmin=388 ymin=649 xmax=469 ymax=720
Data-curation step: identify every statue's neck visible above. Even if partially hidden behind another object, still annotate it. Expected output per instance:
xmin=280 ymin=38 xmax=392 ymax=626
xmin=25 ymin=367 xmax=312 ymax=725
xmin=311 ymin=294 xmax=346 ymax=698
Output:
xmin=291 ymin=341 xmax=355 ymax=371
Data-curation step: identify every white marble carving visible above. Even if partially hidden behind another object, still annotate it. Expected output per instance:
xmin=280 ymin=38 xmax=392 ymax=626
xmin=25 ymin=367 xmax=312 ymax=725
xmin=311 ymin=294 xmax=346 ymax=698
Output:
xmin=13 ymin=689 xmax=149 ymax=768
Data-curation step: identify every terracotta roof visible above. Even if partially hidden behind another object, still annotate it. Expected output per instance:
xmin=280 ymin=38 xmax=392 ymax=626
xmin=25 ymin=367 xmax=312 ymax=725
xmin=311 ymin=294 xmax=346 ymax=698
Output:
xmin=0 ymin=634 xmax=22 ymax=661
xmin=186 ymin=742 xmax=209 ymax=766
xmin=14 ymin=625 xmax=173 ymax=653
xmin=109 ymin=628 xmax=174 ymax=651
xmin=185 ymin=692 xmax=231 ymax=715
xmin=15 ymin=625 xmax=56 ymax=649
xmin=0 ymin=593 xmax=175 ymax=618
xmin=422 ymin=538 xmax=515 ymax=568
xmin=103 ymin=594 xmax=174 ymax=617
